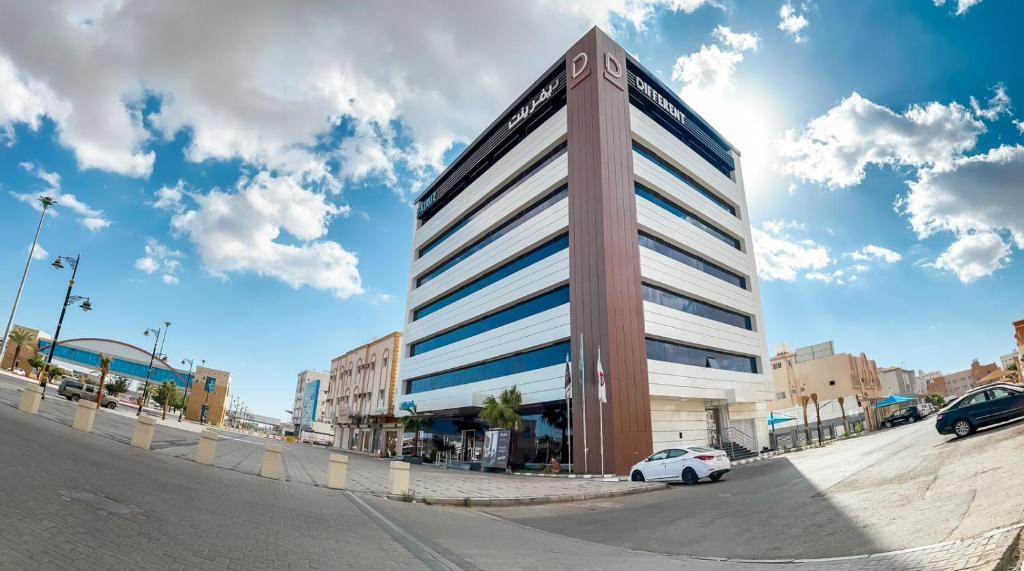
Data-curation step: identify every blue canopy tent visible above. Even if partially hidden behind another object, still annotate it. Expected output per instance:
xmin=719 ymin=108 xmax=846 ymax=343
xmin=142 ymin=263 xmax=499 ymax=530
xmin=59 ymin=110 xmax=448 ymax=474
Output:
xmin=874 ymin=395 xmax=915 ymax=408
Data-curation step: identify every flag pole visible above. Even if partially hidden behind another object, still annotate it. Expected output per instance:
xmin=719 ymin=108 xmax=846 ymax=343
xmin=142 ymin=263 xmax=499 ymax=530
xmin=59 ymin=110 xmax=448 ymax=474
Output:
xmin=598 ymin=345 xmax=605 ymax=476
xmin=565 ymin=353 xmax=573 ymax=475
xmin=579 ymin=333 xmax=588 ymax=474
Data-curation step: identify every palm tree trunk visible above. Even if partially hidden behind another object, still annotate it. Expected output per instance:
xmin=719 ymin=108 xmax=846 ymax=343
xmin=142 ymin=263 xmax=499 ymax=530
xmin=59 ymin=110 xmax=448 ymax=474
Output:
xmin=815 ymin=404 xmax=823 ymax=443
xmin=97 ymin=371 xmax=107 ymax=409
xmin=11 ymin=347 xmax=22 ymax=371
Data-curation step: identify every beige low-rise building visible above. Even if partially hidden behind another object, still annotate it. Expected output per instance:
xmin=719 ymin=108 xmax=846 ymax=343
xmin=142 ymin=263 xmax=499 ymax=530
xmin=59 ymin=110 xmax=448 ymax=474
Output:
xmin=1 ymin=325 xmax=50 ymax=374
xmin=938 ymin=359 xmax=998 ymax=397
xmin=769 ymin=341 xmax=887 ymax=435
xmin=325 ymin=332 xmax=402 ymax=456
xmin=183 ymin=365 xmax=232 ymax=426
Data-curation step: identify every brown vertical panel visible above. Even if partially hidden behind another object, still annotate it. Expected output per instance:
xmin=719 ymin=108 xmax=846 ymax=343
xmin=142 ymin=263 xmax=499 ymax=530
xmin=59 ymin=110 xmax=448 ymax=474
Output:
xmin=566 ymin=27 xmax=652 ymax=475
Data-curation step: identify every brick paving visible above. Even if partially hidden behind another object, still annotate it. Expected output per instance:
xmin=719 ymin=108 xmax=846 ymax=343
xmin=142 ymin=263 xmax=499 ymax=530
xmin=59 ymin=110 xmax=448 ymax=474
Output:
xmin=1 ymin=374 xmax=1021 ymax=570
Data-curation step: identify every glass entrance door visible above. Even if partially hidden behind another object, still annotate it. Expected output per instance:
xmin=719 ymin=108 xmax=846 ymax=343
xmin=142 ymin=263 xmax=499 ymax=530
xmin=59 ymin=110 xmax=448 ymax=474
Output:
xmin=705 ymin=407 xmax=722 ymax=447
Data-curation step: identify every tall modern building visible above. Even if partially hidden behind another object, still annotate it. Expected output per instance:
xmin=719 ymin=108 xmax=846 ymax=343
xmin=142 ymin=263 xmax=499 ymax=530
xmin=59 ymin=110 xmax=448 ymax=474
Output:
xmin=292 ymin=370 xmax=329 ymax=433
xmin=396 ymin=27 xmax=772 ymax=474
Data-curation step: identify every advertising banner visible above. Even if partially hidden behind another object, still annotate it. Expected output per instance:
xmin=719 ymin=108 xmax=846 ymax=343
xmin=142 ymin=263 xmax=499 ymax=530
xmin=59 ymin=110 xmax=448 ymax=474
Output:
xmin=481 ymin=429 xmax=511 ymax=470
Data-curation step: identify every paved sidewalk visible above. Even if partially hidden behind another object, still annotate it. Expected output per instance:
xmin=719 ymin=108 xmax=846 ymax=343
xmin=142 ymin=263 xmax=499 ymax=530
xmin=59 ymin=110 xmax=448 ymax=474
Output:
xmin=1 ymin=375 xmax=661 ymax=505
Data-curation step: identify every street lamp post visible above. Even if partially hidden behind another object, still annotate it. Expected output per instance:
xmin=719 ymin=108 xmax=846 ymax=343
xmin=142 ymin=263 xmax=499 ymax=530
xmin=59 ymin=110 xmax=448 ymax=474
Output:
xmin=1 ymin=196 xmax=55 ymax=368
xmin=158 ymin=321 xmax=172 ymax=359
xmin=178 ymin=358 xmax=203 ymax=422
xmin=41 ymin=254 xmax=92 ymax=400
xmin=137 ymin=327 xmax=162 ymax=415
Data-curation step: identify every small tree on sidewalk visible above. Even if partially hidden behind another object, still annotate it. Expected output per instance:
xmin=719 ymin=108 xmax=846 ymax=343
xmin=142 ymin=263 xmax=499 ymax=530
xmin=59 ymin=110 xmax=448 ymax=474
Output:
xmin=799 ymin=395 xmax=811 ymax=445
xmin=151 ymin=381 xmax=179 ymax=420
xmin=105 ymin=376 xmax=130 ymax=397
xmin=480 ymin=386 xmax=524 ymax=468
xmin=837 ymin=396 xmax=849 ymax=435
xmin=399 ymin=405 xmax=432 ymax=457
xmin=810 ymin=393 xmax=823 ymax=443
xmin=27 ymin=354 xmax=45 ymax=379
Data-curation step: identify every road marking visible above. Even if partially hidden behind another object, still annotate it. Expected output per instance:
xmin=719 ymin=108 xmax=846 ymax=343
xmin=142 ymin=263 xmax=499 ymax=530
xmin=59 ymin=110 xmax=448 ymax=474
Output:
xmin=344 ymin=491 xmax=467 ymax=571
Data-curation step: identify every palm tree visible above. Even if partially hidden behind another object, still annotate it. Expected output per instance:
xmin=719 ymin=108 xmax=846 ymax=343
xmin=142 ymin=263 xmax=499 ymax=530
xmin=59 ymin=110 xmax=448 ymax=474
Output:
xmin=810 ymin=393 xmax=823 ymax=443
xmin=799 ymin=395 xmax=811 ymax=445
xmin=152 ymin=381 xmax=178 ymax=420
xmin=399 ymin=405 xmax=432 ymax=457
xmin=6 ymin=328 xmax=34 ymax=372
xmin=95 ymin=354 xmax=112 ymax=408
xmin=27 ymin=354 xmax=45 ymax=379
xmin=837 ymin=396 xmax=849 ymax=435
xmin=105 ymin=377 xmax=130 ymax=397
xmin=480 ymin=386 xmax=524 ymax=467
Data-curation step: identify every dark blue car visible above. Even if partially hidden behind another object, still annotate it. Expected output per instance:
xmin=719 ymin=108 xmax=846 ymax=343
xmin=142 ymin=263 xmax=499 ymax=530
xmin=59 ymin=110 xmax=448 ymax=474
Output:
xmin=936 ymin=384 xmax=1024 ymax=438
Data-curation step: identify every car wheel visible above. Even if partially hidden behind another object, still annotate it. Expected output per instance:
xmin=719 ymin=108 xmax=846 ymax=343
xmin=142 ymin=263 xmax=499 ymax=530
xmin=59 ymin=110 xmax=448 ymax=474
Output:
xmin=681 ymin=468 xmax=699 ymax=485
xmin=71 ymin=394 xmax=80 ymax=402
xmin=630 ymin=470 xmax=645 ymax=482
xmin=908 ymin=416 xmax=916 ymax=424
xmin=953 ymin=419 xmax=973 ymax=438
xmin=884 ymin=421 xmax=892 ymax=428
xmin=106 ymin=402 xmax=116 ymax=409
xmin=709 ymin=473 xmax=724 ymax=482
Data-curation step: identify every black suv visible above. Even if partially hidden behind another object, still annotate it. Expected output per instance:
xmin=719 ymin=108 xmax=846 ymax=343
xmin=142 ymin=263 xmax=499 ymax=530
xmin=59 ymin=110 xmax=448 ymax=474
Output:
xmin=882 ymin=406 xmax=922 ymax=428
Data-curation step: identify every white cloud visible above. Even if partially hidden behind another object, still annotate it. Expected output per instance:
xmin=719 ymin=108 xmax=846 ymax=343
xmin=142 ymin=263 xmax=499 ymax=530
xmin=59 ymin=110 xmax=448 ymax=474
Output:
xmin=152 ymin=180 xmax=186 ymax=212
xmin=845 ymin=245 xmax=903 ymax=263
xmin=0 ymin=2 xmax=715 ymax=187
xmin=170 ymin=171 xmax=361 ymax=298
xmin=933 ymin=232 xmax=1011 ymax=283
xmin=752 ymin=223 xmax=831 ymax=282
xmin=672 ymin=27 xmax=759 ymax=96
xmin=13 ymin=162 xmax=111 ymax=231
xmin=778 ymin=3 xmax=809 ymax=43
xmin=933 ymin=0 xmax=984 ymax=16
xmin=778 ymin=92 xmax=987 ymax=188
xmin=970 ymin=83 xmax=1011 ymax=121
xmin=27 ymin=243 xmax=48 ymax=261
xmin=1014 ymin=119 xmax=1024 ymax=134
xmin=134 ymin=237 xmax=184 ymax=285
xmin=712 ymin=26 xmax=760 ymax=52
xmin=805 ymin=269 xmax=846 ymax=284
xmin=762 ymin=219 xmax=805 ymax=235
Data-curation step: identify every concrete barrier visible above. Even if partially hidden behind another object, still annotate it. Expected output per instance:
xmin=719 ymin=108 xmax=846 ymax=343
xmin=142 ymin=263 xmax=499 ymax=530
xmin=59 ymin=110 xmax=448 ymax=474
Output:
xmin=131 ymin=415 xmax=157 ymax=449
xmin=72 ymin=400 xmax=98 ymax=433
xmin=328 ymin=454 xmax=348 ymax=489
xmin=18 ymin=383 xmax=43 ymax=414
xmin=196 ymin=430 xmax=219 ymax=465
xmin=260 ymin=444 xmax=283 ymax=479
xmin=388 ymin=460 xmax=411 ymax=496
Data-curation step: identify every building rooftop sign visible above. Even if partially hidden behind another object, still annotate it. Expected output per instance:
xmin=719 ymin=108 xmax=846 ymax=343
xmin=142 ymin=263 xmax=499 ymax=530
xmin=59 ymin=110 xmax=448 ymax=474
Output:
xmin=415 ymin=63 xmax=567 ymax=222
xmin=795 ymin=341 xmax=835 ymax=363
xmin=625 ymin=60 xmax=735 ymax=177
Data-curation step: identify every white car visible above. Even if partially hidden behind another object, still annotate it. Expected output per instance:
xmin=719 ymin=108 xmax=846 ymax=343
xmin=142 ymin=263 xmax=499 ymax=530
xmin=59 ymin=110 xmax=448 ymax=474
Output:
xmin=629 ymin=446 xmax=731 ymax=485
xmin=12 ymin=367 xmax=26 ymax=376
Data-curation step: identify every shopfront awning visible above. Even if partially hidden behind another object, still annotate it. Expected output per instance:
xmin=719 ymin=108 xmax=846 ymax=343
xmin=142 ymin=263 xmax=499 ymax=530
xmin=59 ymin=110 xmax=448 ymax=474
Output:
xmin=873 ymin=395 xmax=915 ymax=408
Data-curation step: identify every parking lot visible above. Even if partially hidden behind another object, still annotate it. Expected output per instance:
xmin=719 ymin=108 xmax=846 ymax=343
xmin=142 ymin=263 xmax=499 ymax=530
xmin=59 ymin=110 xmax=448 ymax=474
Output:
xmin=489 ymin=413 xmax=1024 ymax=559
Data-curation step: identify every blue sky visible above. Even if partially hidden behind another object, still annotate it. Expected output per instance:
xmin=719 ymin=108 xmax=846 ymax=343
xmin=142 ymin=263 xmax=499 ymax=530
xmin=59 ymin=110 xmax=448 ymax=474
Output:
xmin=1 ymin=1 xmax=1022 ymax=417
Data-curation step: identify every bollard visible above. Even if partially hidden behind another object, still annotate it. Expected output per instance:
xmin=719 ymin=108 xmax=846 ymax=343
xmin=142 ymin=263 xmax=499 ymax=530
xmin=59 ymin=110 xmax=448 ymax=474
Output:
xmin=328 ymin=454 xmax=349 ymax=490
xmin=196 ymin=429 xmax=219 ymax=465
xmin=388 ymin=460 xmax=411 ymax=496
xmin=131 ymin=415 xmax=157 ymax=449
xmin=260 ymin=444 xmax=283 ymax=479
xmin=72 ymin=400 xmax=98 ymax=433
xmin=18 ymin=383 xmax=43 ymax=415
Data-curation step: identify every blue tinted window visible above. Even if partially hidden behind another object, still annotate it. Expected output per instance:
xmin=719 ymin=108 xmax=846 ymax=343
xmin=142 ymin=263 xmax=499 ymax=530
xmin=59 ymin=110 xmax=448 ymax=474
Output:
xmin=639 ymin=232 xmax=746 ymax=289
xmin=418 ymin=185 xmax=568 ymax=286
xmin=635 ymin=184 xmax=740 ymax=250
xmin=645 ymin=337 xmax=758 ymax=374
xmin=413 ymin=234 xmax=569 ymax=320
xmin=418 ymin=142 xmax=567 ymax=257
xmin=642 ymin=283 xmax=751 ymax=330
xmin=633 ymin=142 xmax=736 ymax=216
xmin=411 ymin=286 xmax=569 ymax=356
xmin=406 ymin=341 xmax=570 ymax=394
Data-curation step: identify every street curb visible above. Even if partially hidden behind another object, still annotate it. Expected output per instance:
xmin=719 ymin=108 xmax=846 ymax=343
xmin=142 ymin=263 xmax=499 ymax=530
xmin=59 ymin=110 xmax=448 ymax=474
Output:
xmin=385 ymin=481 xmax=666 ymax=507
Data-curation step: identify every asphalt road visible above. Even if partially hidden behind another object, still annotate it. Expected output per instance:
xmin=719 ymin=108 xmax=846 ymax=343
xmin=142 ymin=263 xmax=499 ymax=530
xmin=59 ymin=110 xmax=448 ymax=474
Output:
xmin=488 ymin=415 xmax=1024 ymax=559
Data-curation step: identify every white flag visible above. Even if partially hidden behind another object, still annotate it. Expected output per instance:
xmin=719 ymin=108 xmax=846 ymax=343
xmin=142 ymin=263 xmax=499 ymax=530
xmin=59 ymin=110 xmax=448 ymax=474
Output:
xmin=597 ymin=345 xmax=607 ymax=404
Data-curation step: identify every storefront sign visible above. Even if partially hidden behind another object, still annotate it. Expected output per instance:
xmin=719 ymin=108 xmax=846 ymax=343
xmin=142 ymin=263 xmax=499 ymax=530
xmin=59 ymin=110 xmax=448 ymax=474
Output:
xmin=481 ymin=429 xmax=511 ymax=470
